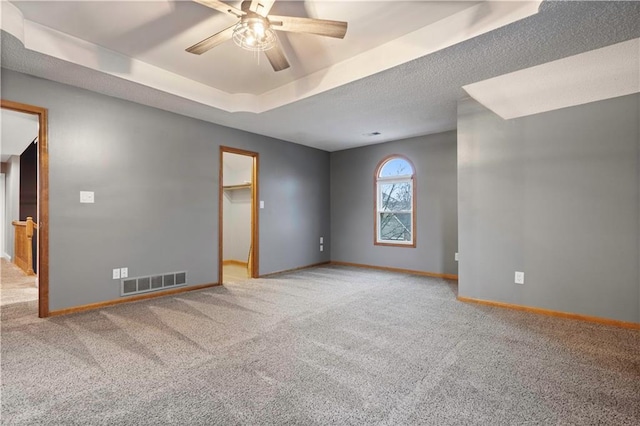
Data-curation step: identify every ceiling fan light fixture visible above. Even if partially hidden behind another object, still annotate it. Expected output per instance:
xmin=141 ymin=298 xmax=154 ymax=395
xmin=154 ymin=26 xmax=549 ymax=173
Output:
xmin=232 ymin=16 xmax=277 ymax=52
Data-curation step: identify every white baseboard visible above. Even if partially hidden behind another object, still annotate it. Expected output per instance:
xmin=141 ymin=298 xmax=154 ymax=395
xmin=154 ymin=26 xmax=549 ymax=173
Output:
xmin=2 ymin=252 xmax=11 ymax=261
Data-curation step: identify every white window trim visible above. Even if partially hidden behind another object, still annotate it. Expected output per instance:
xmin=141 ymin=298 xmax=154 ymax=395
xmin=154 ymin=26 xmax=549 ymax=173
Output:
xmin=376 ymin=172 xmax=414 ymax=245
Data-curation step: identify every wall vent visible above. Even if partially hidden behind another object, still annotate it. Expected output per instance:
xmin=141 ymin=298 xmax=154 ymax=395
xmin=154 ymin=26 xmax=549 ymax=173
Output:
xmin=121 ymin=271 xmax=187 ymax=296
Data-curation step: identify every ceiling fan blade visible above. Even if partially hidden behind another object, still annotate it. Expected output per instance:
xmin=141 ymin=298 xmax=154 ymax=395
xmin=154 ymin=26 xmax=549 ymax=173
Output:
xmin=269 ymin=15 xmax=348 ymax=39
xmin=194 ymin=0 xmax=244 ymax=18
xmin=186 ymin=24 xmax=235 ymax=55
xmin=250 ymin=0 xmax=276 ymax=17
xmin=264 ymin=42 xmax=290 ymax=72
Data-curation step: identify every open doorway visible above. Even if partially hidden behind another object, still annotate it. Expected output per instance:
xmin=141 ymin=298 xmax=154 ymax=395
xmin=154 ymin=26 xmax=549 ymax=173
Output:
xmin=1 ymin=100 xmax=49 ymax=317
xmin=219 ymin=147 xmax=259 ymax=284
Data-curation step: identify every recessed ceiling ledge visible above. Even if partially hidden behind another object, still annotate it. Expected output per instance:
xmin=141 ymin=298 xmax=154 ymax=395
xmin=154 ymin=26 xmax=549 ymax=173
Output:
xmin=1 ymin=1 xmax=543 ymax=115
xmin=0 ymin=2 xmax=263 ymax=114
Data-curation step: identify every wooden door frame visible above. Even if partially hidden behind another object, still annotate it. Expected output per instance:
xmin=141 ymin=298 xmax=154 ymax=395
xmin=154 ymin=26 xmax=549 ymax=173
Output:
xmin=219 ymin=146 xmax=259 ymax=284
xmin=1 ymin=99 xmax=49 ymax=317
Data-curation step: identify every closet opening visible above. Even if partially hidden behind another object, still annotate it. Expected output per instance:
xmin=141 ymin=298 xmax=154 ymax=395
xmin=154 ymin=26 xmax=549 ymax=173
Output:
xmin=219 ymin=147 xmax=259 ymax=284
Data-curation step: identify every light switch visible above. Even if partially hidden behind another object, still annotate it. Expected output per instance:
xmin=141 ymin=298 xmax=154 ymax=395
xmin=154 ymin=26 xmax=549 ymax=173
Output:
xmin=260 ymin=200 xmax=264 ymax=209
xmin=320 ymin=237 xmax=324 ymax=244
xmin=80 ymin=191 xmax=95 ymax=203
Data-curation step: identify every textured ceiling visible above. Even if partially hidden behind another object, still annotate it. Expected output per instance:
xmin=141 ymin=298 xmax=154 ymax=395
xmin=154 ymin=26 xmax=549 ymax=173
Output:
xmin=2 ymin=1 xmax=640 ymax=152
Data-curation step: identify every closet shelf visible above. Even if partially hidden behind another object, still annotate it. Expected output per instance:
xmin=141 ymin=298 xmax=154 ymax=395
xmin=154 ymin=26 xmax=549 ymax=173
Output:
xmin=223 ymin=183 xmax=252 ymax=191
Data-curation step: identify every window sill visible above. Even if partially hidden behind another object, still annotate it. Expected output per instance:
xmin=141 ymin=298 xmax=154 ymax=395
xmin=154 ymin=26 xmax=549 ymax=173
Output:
xmin=374 ymin=241 xmax=416 ymax=248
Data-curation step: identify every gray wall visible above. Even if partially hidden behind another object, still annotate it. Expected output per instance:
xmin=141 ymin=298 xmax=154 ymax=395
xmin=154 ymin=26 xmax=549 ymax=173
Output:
xmin=458 ymin=94 xmax=640 ymax=323
xmin=1 ymin=69 xmax=330 ymax=311
xmin=330 ymin=132 xmax=458 ymax=275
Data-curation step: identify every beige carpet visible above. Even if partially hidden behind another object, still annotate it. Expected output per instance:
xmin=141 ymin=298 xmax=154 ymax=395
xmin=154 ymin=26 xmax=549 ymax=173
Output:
xmin=0 ymin=258 xmax=37 ymax=306
xmin=1 ymin=265 xmax=639 ymax=424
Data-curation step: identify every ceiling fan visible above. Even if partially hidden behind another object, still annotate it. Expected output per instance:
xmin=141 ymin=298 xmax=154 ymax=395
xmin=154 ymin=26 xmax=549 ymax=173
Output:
xmin=186 ymin=0 xmax=348 ymax=71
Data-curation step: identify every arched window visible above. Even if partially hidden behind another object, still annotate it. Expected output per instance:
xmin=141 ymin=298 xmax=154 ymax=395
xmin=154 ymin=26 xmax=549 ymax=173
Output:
xmin=374 ymin=155 xmax=416 ymax=247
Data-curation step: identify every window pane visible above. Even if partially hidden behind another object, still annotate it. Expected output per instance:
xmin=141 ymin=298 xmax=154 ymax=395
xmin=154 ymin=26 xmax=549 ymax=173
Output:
xmin=379 ymin=158 xmax=413 ymax=177
xmin=380 ymin=182 xmax=412 ymax=211
xmin=379 ymin=213 xmax=412 ymax=241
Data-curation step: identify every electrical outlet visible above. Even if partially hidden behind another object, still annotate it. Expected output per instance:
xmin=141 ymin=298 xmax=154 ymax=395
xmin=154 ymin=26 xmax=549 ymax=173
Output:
xmin=112 ymin=268 xmax=120 ymax=280
xmin=120 ymin=267 xmax=128 ymax=278
xmin=455 ymin=252 xmax=459 ymax=261
xmin=515 ymin=271 xmax=524 ymax=285
xmin=320 ymin=245 xmax=324 ymax=252
xmin=320 ymin=237 xmax=324 ymax=244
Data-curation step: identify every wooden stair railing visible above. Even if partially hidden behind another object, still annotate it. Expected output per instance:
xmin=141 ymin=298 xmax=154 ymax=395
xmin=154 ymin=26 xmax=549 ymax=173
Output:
xmin=12 ymin=216 xmax=38 ymax=276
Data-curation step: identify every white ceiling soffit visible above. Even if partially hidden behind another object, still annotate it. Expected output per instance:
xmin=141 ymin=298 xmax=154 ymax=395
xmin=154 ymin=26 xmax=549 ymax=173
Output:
xmin=1 ymin=1 xmax=542 ymax=114
xmin=0 ymin=108 xmax=38 ymax=162
xmin=463 ymin=37 xmax=640 ymax=120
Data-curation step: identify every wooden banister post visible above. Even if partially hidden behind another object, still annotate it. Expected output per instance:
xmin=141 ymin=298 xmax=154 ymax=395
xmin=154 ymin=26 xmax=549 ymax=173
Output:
xmin=26 ymin=217 xmax=34 ymax=238
xmin=13 ymin=221 xmax=20 ymax=268
xmin=25 ymin=217 xmax=35 ymax=275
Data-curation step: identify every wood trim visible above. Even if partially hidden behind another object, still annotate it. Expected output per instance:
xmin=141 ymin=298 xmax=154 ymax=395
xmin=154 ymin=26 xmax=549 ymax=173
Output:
xmin=373 ymin=242 xmax=417 ymax=249
xmin=252 ymin=150 xmax=259 ymax=278
xmin=1 ymin=100 xmax=49 ymax=318
xmin=49 ymin=283 xmax=218 ymax=317
xmin=259 ymin=261 xmax=331 ymax=278
xmin=373 ymin=154 xmax=417 ymax=248
xmin=457 ymin=296 xmax=640 ymax=330
xmin=219 ymin=146 xmax=259 ymax=284
xmin=11 ymin=220 xmax=38 ymax=228
xmin=222 ymin=259 xmax=248 ymax=267
xmin=330 ymin=261 xmax=458 ymax=280
xmin=221 ymin=146 xmax=258 ymax=157
xmin=218 ymin=150 xmax=224 ymax=285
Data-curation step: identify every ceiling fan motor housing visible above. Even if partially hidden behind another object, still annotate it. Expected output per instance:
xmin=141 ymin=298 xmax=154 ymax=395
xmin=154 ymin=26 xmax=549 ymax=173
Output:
xmin=187 ymin=0 xmax=348 ymax=72
xmin=233 ymin=13 xmax=277 ymax=51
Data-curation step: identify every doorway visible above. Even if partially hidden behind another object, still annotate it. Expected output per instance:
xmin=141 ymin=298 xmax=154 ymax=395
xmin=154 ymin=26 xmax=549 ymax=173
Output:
xmin=219 ymin=147 xmax=259 ymax=284
xmin=1 ymin=100 xmax=49 ymax=317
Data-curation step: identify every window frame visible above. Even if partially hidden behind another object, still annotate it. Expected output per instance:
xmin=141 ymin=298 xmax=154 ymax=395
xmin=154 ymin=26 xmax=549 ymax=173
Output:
xmin=374 ymin=155 xmax=416 ymax=248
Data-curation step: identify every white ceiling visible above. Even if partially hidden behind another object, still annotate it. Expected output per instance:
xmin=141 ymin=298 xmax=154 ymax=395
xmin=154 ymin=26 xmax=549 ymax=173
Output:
xmin=1 ymin=1 xmax=640 ymax=151
xmin=3 ymin=0 xmax=541 ymax=115
xmin=0 ymin=108 xmax=38 ymax=162
xmin=11 ymin=0 xmax=479 ymax=95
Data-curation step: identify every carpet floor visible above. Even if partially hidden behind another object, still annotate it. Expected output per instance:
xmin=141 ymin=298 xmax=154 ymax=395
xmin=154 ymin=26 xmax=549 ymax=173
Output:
xmin=1 ymin=265 xmax=639 ymax=425
xmin=0 ymin=258 xmax=38 ymax=306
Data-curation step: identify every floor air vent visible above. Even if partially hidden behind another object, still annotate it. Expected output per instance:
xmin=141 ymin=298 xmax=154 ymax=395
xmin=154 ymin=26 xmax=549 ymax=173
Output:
xmin=121 ymin=271 xmax=187 ymax=296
